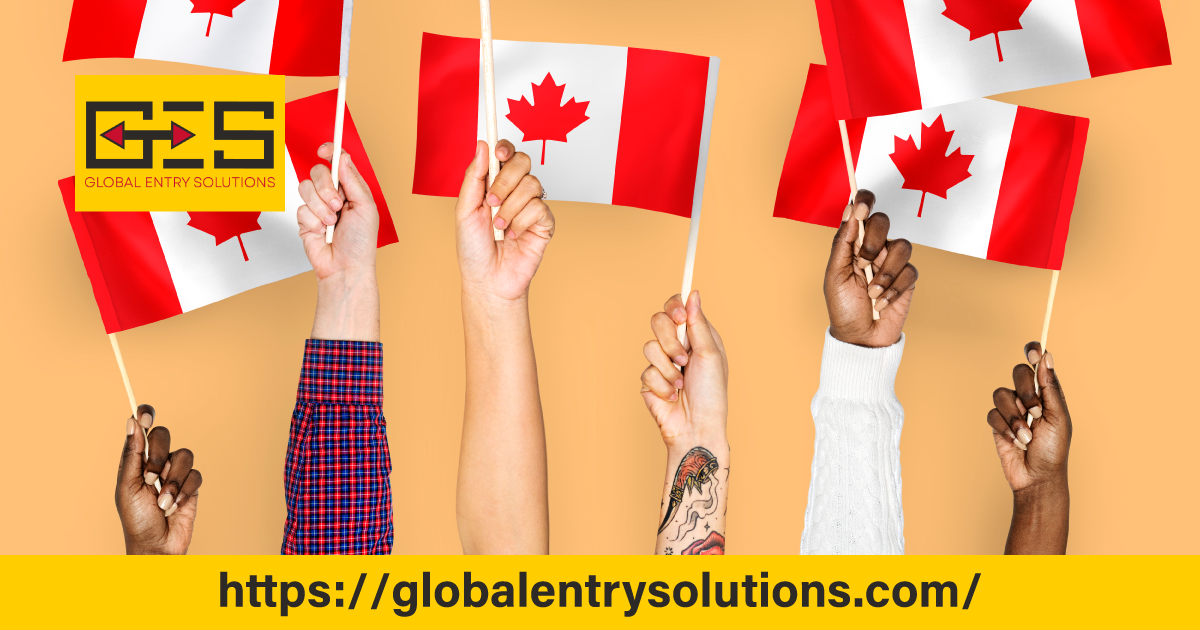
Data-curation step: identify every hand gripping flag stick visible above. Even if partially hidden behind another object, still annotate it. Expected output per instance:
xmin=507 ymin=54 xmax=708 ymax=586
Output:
xmin=480 ymin=0 xmax=504 ymax=241
xmin=1028 ymin=270 xmax=1059 ymax=429
xmin=326 ymin=0 xmax=355 ymax=244
xmin=839 ymin=120 xmax=879 ymax=320
xmin=108 ymin=333 xmax=160 ymax=492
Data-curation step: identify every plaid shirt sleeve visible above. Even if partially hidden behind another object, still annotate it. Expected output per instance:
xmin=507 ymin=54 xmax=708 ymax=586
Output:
xmin=282 ymin=340 xmax=393 ymax=555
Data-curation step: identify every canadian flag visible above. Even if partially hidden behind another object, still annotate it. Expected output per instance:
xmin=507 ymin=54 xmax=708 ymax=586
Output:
xmin=774 ymin=65 xmax=1088 ymax=270
xmin=60 ymin=90 xmax=399 ymax=334
xmin=816 ymin=0 xmax=1171 ymax=119
xmin=63 ymin=0 xmax=352 ymax=76
xmin=413 ymin=33 xmax=720 ymax=218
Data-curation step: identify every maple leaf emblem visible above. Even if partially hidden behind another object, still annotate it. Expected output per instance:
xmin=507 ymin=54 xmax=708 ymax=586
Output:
xmin=889 ymin=115 xmax=974 ymax=218
xmin=190 ymin=0 xmax=247 ymax=37
xmin=187 ymin=212 xmax=262 ymax=261
xmin=942 ymin=0 xmax=1033 ymax=62
xmin=506 ymin=73 xmax=590 ymax=165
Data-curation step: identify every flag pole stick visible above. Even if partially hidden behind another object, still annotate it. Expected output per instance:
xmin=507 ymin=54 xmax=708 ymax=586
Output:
xmin=676 ymin=199 xmax=702 ymax=348
xmin=480 ymin=0 xmax=503 ymax=241
xmin=109 ymin=333 xmax=159 ymax=491
xmin=839 ymin=120 xmax=879 ymax=320
xmin=326 ymin=0 xmax=354 ymax=245
xmin=1027 ymin=269 xmax=1060 ymax=429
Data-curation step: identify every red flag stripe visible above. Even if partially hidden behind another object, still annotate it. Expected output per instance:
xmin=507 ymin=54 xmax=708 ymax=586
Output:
xmin=1076 ymin=0 xmax=1172 ymax=78
xmin=412 ymin=32 xmax=479 ymax=198
xmin=814 ymin=0 xmax=921 ymax=121
xmin=268 ymin=0 xmax=345 ymax=76
xmin=62 ymin=0 xmax=147 ymax=63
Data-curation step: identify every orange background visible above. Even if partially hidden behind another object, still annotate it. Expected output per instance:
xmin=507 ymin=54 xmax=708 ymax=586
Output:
xmin=2 ymin=0 xmax=1196 ymax=554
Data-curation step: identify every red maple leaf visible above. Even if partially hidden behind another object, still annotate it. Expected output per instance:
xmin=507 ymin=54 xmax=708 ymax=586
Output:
xmin=889 ymin=115 xmax=974 ymax=218
xmin=187 ymin=212 xmax=262 ymax=261
xmin=942 ymin=0 xmax=1033 ymax=62
xmin=190 ymin=0 xmax=247 ymax=37
xmin=506 ymin=73 xmax=590 ymax=165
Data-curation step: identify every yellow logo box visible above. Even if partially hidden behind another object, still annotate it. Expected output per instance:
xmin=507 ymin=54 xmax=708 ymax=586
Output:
xmin=74 ymin=75 xmax=284 ymax=212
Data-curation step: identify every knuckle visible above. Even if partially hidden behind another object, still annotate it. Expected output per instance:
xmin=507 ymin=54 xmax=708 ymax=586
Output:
xmin=643 ymin=340 xmax=660 ymax=358
xmin=509 ymin=152 xmax=531 ymax=170
xmin=175 ymin=448 xmax=195 ymax=464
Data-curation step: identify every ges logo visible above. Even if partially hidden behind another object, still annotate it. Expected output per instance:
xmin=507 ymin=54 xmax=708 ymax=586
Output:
xmin=75 ymin=75 xmax=285 ymax=213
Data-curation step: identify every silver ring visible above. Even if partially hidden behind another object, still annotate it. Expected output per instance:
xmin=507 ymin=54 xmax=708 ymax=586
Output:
xmin=541 ymin=188 xmax=548 ymax=200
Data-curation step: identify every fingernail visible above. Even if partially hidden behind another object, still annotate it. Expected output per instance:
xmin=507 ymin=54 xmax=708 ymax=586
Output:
xmin=867 ymin=285 xmax=883 ymax=299
xmin=487 ymin=193 xmax=500 ymax=207
xmin=1014 ymin=438 xmax=1028 ymax=452
xmin=874 ymin=298 xmax=889 ymax=311
xmin=854 ymin=202 xmax=869 ymax=220
xmin=1027 ymin=349 xmax=1041 ymax=364
xmin=1015 ymin=398 xmax=1027 ymax=416
xmin=1006 ymin=430 xmax=1017 ymax=441
xmin=322 ymin=212 xmax=337 ymax=226
xmin=672 ymin=308 xmax=686 ymax=323
xmin=1029 ymin=406 xmax=1042 ymax=420
xmin=692 ymin=290 xmax=701 ymax=306
xmin=163 ymin=502 xmax=179 ymax=518
xmin=1044 ymin=352 xmax=1054 ymax=370
xmin=140 ymin=412 xmax=152 ymax=427
xmin=669 ymin=391 xmax=678 ymax=401
xmin=126 ymin=418 xmax=135 ymax=435
xmin=507 ymin=229 xmax=516 ymax=239
xmin=493 ymin=216 xmax=507 ymax=229
xmin=158 ymin=492 xmax=173 ymax=510
xmin=144 ymin=472 xmax=158 ymax=485
xmin=329 ymin=197 xmax=342 ymax=211
xmin=674 ymin=355 xmax=688 ymax=366
xmin=1018 ymin=428 xmax=1033 ymax=444
xmin=856 ymin=257 xmax=872 ymax=269
xmin=842 ymin=204 xmax=852 ymax=222
xmin=674 ymin=379 xmax=684 ymax=390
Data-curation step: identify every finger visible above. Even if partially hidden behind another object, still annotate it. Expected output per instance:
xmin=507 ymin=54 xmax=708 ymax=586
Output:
xmin=866 ymin=235 xmax=911 ymax=297
xmin=298 ymin=179 xmax=336 ymax=228
xmin=158 ymin=448 xmax=194 ymax=511
xmin=857 ymin=213 xmax=890 ymax=270
xmin=494 ymin=175 xmax=542 ymax=232
xmin=828 ymin=208 xmax=861 ymax=271
xmin=505 ymin=196 xmax=549 ymax=239
xmin=308 ymin=162 xmax=344 ymax=224
xmin=297 ymin=204 xmax=326 ymax=236
xmin=486 ymin=151 xmax=533 ymax=210
xmin=684 ymin=291 xmax=719 ymax=358
xmin=854 ymin=189 xmax=877 ymax=218
xmin=118 ymin=414 xmax=146 ymax=490
xmin=1037 ymin=352 xmax=1069 ymax=422
xmin=319 ymin=144 xmax=375 ymax=211
xmin=495 ymin=139 xmax=516 ymax=163
xmin=135 ymin=404 xmax=155 ymax=430
xmin=993 ymin=387 xmax=1032 ymax=445
xmin=986 ymin=408 xmax=1022 ymax=449
xmin=165 ymin=470 xmax=203 ymax=518
xmin=876 ymin=263 xmax=918 ymax=313
xmin=1024 ymin=341 xmax=1043 ymax=366
xmin=641 ymin=365 xmax=678 ymax=402
xmin=663 ymin=294 xmax=687 ymax=326
xmin=1013 ymin=364 xmax=1041 ymax=420
xmin=644 ymin=340 xmax=684 ymax=390
xmin=144 ymin=426 xmax=171 ymax=486
xmin=456 ymin=140 xmax=490 ymax=219
xmin=651 ymin=311 xmax=688 ymax=367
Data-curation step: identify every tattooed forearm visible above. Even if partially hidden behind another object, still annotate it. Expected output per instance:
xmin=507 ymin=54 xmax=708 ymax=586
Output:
xmin=656 ymin=445 xmax=728 ymax=555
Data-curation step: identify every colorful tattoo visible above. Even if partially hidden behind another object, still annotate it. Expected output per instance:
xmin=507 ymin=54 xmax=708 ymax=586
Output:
xmin=657 ymin=446 xmax=719 ymax=534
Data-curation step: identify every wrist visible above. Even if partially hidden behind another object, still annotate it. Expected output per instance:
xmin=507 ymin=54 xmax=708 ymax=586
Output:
xmin=666 ymin=435 xmax=729 ymax=461
xmin=313 ymin=269 xmax=380 ymax=342
xmin=1013 ymin=474 xmax=1069 ymax=511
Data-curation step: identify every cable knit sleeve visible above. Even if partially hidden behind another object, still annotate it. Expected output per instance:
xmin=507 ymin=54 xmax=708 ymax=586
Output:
xmin=800 ymin=329 xmax=906 ymax=555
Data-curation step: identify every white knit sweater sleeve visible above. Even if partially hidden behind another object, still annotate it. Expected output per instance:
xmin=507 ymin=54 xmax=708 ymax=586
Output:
xmin=800 ymin=329 xmax=906 ymax=555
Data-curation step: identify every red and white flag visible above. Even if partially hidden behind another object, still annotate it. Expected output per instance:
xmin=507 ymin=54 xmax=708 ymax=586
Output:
xmin=816 ymin=0 xmax=1171 ymax=119
xmin=413 ymin=33 xmax=720 ymax=219
xmin=60 ymin=90 xmax=398 ymax=334
xmin=774 ymin=65 xmax=1088 ymax=270
xmin=63 ymin=0 xmax=352 ymax=76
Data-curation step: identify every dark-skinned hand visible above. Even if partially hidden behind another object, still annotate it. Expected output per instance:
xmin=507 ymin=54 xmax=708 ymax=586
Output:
xmin=115 ymin=405 xmax=203 ymax=555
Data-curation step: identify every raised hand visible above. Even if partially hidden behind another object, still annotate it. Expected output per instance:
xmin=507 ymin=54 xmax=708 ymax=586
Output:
xmin=825 ymin=190 xmax=918 ymax=348
xmin=456 ymin=140 xmax=554 ymax=302
xmin=115 ymin=405 xmax=203 ymax=555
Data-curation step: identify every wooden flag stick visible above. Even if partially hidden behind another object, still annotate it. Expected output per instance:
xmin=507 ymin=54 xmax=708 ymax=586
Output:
xmin=676 ymin=203 xmax=703 ymax=348
xmin=326 ymin=0 xmax=354 ymax=245
xmin=1027 ymin=269 xmax=1060 ymax=429
xmin=109 ymin=333 xmax=160 ymax=491
xmin=839 ymin=120 xmax=879 ymax=320
xmin=480 ymin=0 xmax=503 ymax=241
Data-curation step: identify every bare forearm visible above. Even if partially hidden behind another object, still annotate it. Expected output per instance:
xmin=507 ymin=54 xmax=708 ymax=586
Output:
xmin=311 ymin=271 xmax=380 ymax=342
xmin=1006 ymin=476 xmax=1069 ymax=555
xmin=655 ymin=440 xmax=729 ymax=555
xmin=456 ymin=290 xmax=549 ymax=554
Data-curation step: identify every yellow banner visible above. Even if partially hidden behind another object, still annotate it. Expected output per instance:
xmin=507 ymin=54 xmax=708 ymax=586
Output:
xmin=0 ymin=555 xmax=1194 ymax=627
xmin=74 ymin=75 xmax=285 ymax=212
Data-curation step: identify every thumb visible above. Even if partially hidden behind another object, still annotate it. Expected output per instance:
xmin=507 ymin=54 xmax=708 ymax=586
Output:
xmin=454 ymin=141 xmax=489 ymax=221
xmin=1037 ymin=352 xmax=1069 ymax=423
xmin=684 ymin=291 xmax=718 ymax=357
xmin=118 ymin=417 xmax=145 ymax=493
xmin=827 ymin=190 xmax=875 ymax=272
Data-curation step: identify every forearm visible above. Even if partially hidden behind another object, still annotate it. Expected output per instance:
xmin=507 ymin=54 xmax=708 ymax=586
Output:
xmin=311 ymin=270 xmax=380 ymax=342
xmin=456 ymin=290 xmax=549 ymax=554
xmin=801 ymin=330 xmax=906 ymax=555
xmin=656 ymin=440 xmax=729 ymax=555
xmin=1006 ymin=477 xmax=1069 ymax=554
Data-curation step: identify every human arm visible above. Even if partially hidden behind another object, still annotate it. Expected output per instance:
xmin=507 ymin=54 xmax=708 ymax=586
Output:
xmin=986 ymin=343 xmax=1071 ymax=554
xmin=116 ymin=405 xmax=203 ymax=554
xmin=455 ymin=140 xmax=555 ymax=554
xmin=641 ymin=292 xmax=729 ymax=555
xmin=800 ymin=192 xmax=919 ymax=555
xmin=281 ymin=143 xmax=392 ymax=555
